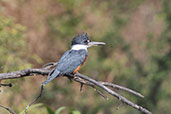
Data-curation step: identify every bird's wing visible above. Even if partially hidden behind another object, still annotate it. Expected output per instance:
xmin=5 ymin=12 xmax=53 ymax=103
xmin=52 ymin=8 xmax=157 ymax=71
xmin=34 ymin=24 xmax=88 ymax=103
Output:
xmin=42 ymin=49 xmax=87 ymax=86
xmin=56 ymin=49 xmax=87 ymax=75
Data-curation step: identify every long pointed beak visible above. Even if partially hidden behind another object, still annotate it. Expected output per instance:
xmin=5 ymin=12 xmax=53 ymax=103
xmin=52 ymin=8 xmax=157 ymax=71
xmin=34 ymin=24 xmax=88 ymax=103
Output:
xmin=88 ymin=41 xmax=106 ymax=47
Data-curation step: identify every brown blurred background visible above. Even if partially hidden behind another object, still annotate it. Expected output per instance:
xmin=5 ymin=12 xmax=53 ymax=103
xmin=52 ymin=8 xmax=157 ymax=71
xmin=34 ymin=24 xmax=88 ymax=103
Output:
xmin=0 ymin=0 xmax=170 ymax=114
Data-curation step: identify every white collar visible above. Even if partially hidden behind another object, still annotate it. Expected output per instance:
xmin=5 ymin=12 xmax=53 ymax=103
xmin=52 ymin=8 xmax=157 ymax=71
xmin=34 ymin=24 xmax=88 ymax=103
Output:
xmin=71 ymin=44 xmax=88 ymax=51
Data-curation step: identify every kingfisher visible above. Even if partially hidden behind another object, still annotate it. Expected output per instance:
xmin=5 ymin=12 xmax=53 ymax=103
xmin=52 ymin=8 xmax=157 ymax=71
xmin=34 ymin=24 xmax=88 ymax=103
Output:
xmin=42 ymin=33 xmax=105 ymax=86
xmin=24 ymin=33 xmax=105 ymax=114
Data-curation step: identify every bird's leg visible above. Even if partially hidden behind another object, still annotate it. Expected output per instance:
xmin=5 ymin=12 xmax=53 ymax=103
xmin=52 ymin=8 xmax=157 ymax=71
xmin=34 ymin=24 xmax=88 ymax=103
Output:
xmin=65 ymin=74 xmax=74 ymax=82
xmin=65 ymin=75 xmax=73 ymax=82
xmin=67 ymin=77 xmax=73 ymax=82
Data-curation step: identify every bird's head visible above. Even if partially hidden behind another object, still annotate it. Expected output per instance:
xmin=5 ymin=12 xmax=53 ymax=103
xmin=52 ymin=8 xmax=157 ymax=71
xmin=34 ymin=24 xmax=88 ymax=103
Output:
xmin=71 ymin=33 xmax=105 ymax=50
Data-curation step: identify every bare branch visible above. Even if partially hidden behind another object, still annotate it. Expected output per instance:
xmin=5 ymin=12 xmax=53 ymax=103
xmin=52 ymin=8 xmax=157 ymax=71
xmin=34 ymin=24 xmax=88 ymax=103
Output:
xmin=0 ymin=69 xmax=50 ymax=80
xmin=72 ymin=75 xmax=144 ymax=98
xmin=74 ymin=73 xmax=152 ymax=114
xmin=0 ymin=66 xmax=152 ymax=114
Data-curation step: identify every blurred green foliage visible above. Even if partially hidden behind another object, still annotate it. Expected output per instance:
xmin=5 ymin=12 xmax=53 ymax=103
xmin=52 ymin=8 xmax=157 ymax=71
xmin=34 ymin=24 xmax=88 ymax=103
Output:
xmin=0 ymin=14 xmax=31 ymax=72
xmin=0 ymin=0 xmax=171 ymax=114
xmin=19 ymin=104 xmax=81 ymax=114
xmin=0 ymin=14 xmax=33 ymax=114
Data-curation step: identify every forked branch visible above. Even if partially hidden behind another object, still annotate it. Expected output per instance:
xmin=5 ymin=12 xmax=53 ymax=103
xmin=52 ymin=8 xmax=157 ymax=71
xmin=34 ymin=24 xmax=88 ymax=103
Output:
xmin=0 ymin=63 xmax=152 ymax=114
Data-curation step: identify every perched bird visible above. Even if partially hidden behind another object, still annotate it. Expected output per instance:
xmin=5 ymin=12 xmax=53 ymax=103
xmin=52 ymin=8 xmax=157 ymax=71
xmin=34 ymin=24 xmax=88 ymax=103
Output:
xmin=42 ymin=33 xmax=105 ymax=86
xmin=24 ymin=33 xmax=105 ymax=114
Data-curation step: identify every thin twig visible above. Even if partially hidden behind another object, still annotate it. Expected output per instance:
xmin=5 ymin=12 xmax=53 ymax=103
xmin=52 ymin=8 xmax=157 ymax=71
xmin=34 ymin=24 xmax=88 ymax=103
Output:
xmin=42 ymin=62 xmax=58 ymax=69
xmin=74 ymin=73 xmax=152 ymax=114
xmin=80 ymin=83 xmax=84 ymax=91
xmin=93 ymin=86 xmax=108 ymax=100
xmin=0 ymin=83 xmax=12 ymax=87
xmin=73 ymin=76 xmax=108 ymax=99
xmin=99 ymin=82 xmax=144 ymax=98
xmin=24 ymin=85 xmax=44 ymax=114
xmin=24 ymin=68 xmax=56 ymax=114
xmin=73 ymin=76 xmax=144 ymax=98
xmin=0 ymin=104 xmax=16 ymax=114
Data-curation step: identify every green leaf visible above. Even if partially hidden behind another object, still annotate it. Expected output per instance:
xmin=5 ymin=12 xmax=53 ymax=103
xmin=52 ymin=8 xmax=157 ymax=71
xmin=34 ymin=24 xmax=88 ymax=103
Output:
xmin=19 ymin=103 xmax=43 ymax=114
xmin=55 ymin=106 xmax=66 ymax=114
xmin=46 ymin=106 xmax=55 ymax=114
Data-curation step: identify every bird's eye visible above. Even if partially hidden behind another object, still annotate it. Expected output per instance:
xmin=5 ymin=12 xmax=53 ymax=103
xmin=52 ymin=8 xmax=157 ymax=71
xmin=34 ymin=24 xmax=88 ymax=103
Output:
xmin=84 ymin=40 xmax=88 ymax=43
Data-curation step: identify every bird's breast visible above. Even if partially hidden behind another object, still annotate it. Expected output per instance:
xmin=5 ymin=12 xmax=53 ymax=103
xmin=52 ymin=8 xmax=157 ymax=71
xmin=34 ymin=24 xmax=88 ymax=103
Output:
xmin=72 ymin=56 xmax=87 ymax=74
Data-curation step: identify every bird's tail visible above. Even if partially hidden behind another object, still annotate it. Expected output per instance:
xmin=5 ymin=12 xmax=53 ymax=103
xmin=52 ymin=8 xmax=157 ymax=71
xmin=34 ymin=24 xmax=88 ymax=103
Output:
xmin=42 ymin=68 xmax=60 ymax=86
